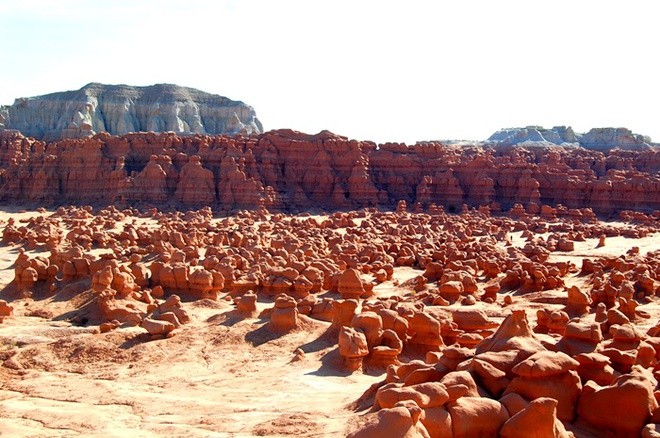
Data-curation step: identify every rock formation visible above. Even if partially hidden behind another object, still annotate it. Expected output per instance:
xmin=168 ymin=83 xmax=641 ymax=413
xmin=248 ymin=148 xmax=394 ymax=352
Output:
xmin=488 ymin=125 xmax=659 ymax=151
xmin=0 ymin=128 xmax=658 ymax=214
xmin=1 ymin=189 xmax=658 ymax=437
xmin=0 ymin=83 xmax=262 ymax=140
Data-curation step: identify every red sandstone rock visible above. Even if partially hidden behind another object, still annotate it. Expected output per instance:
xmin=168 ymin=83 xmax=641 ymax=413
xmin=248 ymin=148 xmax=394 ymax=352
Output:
xmin=141 ymin=317 xmax=175 ymax=336
xmin=476 ymin=310 xmax=545 ymax=355
xmin=566 ymin=285 xmax=591 ymax=316
xmin=99 ymin=319 xmax=121 ymax=333
xmin=337 ymin=268 xmax=369 ymax=299
xmin=499 ymin=397 xmax=573 ymax=438
xmin=511 ymin=351 xmax=580 ymax=378
xmin=234 ymin=291 xmax=258 ymax=316
xmin=338 ymin=326 xmax=369 ymax=371
xmin=0 ymin=300 xmax=13 ymax=322
xmin=578 ymin=365 xmax=658 ymax=437
xmin=331 ymin=299 xmax=359 ymax=329
xmin=346 ymin=400 xmax=430 ymax=438
xmin=0 ymin=130 xmax=658 ymax=213
xmin=351 ymin=312 xmax=383 ymax=350
xmin=407 ymin=311 xmax=444 ymax=351
xmin=446 ymin=396 xmax=509 ymax=438
xmin=0 ymin=169 xmax=658 ymax=438
xmin=268 ymin=294 xmax=299 ymax=332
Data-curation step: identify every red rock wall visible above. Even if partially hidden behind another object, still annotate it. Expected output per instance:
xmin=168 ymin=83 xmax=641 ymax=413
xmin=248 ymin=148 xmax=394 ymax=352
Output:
xmin=0 ymin=129 xmax=658 ymax=214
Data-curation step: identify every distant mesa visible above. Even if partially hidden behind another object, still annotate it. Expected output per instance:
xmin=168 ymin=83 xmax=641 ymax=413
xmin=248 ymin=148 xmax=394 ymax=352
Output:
xmin=0 ymin=83 xmax=262 ymax=141
xmin=487 ymin=126 xmax=658 ymax=151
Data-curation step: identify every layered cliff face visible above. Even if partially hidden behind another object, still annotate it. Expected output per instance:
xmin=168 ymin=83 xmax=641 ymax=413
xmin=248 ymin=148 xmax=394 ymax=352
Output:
xmin=0 ymin=129 xmax=658 ymax=215
xmin=488 ymin=126 xmax=579 ymax=146
xmin=489 ymin=126 xmax=659 ymax=151
xmin=0 ymin=83 xmax=262 ymax=141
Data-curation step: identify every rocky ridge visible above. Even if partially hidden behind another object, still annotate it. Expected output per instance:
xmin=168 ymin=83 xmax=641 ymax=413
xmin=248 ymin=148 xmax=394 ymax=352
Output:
xmin=488 ymin=126 xmax=659 ymax=151
xmin=0 ymin=129 xmax=658 ymax=215
xmin=0 ymin=83 xmax=262 ymax=141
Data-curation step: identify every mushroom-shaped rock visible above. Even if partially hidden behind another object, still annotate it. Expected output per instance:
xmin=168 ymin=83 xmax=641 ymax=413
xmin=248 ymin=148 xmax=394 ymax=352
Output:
xmin=331 ymin=299 xmax=359 ymax=329
xmin=188 ymin=268 xmax=217 ymax=299
xmin=376 ymin=381 xmax=450 ymax=410
xmin=555 ymin=321 xmax=603 ymax=356
xmin=234 ymin=291 xmax=257 ymax=316
xmin=577 ymin=365 xmax=658 ymax=437
xmin=268 ymin=294 xmax=299 ymax=332
xmin=339 ymin=326 xmax=369 ymax=371
xmin=511 ymin=351 xmax=580 ymax=378
xmin=476 ymin=310 xmax=545 ymax=355
xmin=351 ymin=312 xmax=383 ymax=349
xmin=505 ymin=368 xmax=582 ymax=421
xmin=373 ymin=327 xmax=403 ymax=356
xmin=407 ymin=311 xmax=444 ymax=350
xmin=499 ymin=397 xmax=574 ymax=438
xmin=347 ymin=400 xmax=430 ymax=438
xmin=452 ymin=309 xmax=499 ymax=332
xmin=338 ymin=268 xmax=368 ymax=299
xmin=447 ymin=397 xmax=509 ymax=438
xmin=574 ymin=352 xmax=618 ymax=386
xmin=566 ymin=285 xmax=591 ymax=316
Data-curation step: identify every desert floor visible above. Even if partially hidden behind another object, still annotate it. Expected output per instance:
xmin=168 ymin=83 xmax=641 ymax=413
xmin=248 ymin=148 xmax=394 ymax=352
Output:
xmin=0 ymin=207 xmax=657 ymax=437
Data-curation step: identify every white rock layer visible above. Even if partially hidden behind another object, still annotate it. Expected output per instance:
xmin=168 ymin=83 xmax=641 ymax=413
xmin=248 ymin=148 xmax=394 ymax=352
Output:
xmin=0 ymin=83 xmax=262 ymax=140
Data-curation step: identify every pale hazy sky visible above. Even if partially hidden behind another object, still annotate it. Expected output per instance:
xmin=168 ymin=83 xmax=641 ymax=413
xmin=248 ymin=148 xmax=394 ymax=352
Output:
xmin=1 ymin=0 xmax=658 ymax=143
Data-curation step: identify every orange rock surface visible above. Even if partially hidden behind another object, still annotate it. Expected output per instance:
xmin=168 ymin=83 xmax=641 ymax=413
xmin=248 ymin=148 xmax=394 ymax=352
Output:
xmin=1 ymin=129 xmax=658 ymax=214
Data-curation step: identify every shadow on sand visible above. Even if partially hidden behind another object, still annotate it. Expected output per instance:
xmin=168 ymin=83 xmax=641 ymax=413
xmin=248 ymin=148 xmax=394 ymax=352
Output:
xmin=244 ymin=322 xmax=281 ymax=347
xmin=306 ymin=345 xmax=387 ymax=379
xmin=119 ymin=332 xmax=170 ymax=349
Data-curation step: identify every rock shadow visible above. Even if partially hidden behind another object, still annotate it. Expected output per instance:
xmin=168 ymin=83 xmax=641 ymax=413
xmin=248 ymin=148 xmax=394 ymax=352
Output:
xmin=305 ymin=348 xmax=353 ymax=377
xmin=244 ymin=322 xmax=282 ymax=347
xmin=208 ymin=309 xmax=259 ymax=327
xmin=0 ymin=282 xmax=22 ymax=302
xmin=346 ymin=380 xmax=387 ymax=413
xmin=297 ymin=326 xmax=338 ymax=354
xmin=119 ymin=332 xmax=156 ymax=349
xmin=52 ymin=296 xmax=103 ymax=325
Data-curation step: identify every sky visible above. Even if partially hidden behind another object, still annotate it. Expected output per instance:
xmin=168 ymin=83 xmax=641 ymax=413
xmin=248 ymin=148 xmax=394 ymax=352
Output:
xmin=1 ymin=0 xmax=658 ymax=144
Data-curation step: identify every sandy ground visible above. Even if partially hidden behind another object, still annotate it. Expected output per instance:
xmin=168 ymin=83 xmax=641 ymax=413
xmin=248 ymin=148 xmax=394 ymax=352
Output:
xmin=0 ymin=208 xmax=657 ymax=437
xmin=0 ymin=303 xmax=383 ymax=437
xmin=0 ymin=209 xmax=383 ymax=437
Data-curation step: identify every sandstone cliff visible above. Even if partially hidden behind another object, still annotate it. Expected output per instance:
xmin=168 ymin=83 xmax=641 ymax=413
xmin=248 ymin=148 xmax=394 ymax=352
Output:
xmin=489 ymin=126 xmax=659 ymax=151
xmin=0 ymin=129 xmax=658 ymax=215
xmin=0 ymin=83 xmax=262 ymax=141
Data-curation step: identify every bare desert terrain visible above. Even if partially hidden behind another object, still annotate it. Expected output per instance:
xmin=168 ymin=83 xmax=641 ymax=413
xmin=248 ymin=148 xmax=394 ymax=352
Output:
xmin=0 ymin=204 xmax=658 ymax=437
